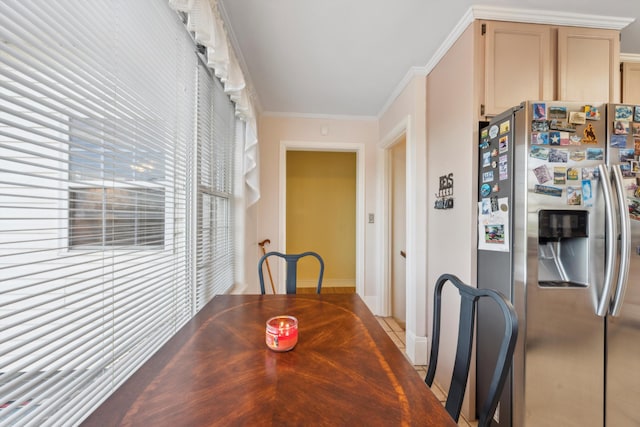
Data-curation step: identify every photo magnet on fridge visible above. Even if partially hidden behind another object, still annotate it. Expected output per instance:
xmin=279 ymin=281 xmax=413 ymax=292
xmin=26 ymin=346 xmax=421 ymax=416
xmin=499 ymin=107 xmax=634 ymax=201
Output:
xmin=582 ymin=180 xmax=594 ymax=207
xmin=533 ymin=165 xmax=552 ymax=184
xmin=534 ymin=184 xmax=563 ymax=197
xmin=533 ymin=103 xmax=546 ymax=120
xmin=567 ymin=186 xmax=582 ymax=206
xmin=634 ymin=106 xmax=640 ymax=122
xmin=586 ymin=148 xmax=604 ymax=161
xmin=615 ymin=105 xmax=634 ymax=121
xmin=611 ymin=134 xmax=627 ymax=148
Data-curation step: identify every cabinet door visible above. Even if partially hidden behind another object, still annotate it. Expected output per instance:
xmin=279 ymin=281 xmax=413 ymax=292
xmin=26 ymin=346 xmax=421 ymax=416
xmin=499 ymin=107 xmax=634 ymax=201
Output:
xmin=557 ymin=27 xmax=620 ymax=103
xmin=622 ymin=62 xmax=640 ymax=104
xmin=483 ymin=21 xmax=553 ymax=116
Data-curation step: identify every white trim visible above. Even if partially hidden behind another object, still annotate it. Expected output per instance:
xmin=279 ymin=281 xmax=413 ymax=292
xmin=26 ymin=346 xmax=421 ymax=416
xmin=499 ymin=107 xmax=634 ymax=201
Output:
xmin=377 ymin=67 xmax=428 ymax=121
xmin=406 ymin=331 xmax=428 ymax=366
xmin=621 ymin=53 xmax=640 ymax=63
xmin=470 ymin=5 xmax=634 ymax=30
xmin=278 ymin=140 xmax=366 ymax=296
xmin=377 ymin=116 xmax=411 ymax=317
xmin=263 ymin=110 xmax=378 ymax=121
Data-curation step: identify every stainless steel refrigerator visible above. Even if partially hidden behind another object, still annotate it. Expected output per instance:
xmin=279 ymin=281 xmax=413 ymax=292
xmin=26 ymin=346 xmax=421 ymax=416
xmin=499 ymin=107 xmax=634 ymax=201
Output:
xmin=477 ymin=101 xmax=640 ymax=426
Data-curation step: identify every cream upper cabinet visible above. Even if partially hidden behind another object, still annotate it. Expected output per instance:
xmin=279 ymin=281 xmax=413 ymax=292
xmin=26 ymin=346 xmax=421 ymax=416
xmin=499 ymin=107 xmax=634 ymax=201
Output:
xmin=483 ymin=21 xmax=554 ymax=117
xmin=557 ymin=27 xmax=620 ymax=103
xmin=482 ymin=21 xmax=620 ymax=117
xmin=622 ymin=62 xmax=640 ymax=104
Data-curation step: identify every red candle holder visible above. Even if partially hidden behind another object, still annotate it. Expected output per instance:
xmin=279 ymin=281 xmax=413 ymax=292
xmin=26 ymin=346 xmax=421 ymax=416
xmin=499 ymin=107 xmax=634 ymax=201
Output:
xmin=265 ymin=315 xmax=298 ymax=352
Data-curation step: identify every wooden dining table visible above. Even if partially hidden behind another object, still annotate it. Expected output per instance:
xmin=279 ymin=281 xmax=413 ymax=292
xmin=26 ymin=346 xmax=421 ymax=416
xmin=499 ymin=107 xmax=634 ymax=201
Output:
xmin=81 ymin=294 xmax=456 ymax=426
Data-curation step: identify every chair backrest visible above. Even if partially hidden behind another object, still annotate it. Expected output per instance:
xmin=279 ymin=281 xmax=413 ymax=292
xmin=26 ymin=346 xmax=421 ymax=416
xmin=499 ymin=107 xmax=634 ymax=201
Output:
xmin=425 ymin=273 xmax=518 ymax=427
xmin=258 ymin=251 xmax=324 ymax=294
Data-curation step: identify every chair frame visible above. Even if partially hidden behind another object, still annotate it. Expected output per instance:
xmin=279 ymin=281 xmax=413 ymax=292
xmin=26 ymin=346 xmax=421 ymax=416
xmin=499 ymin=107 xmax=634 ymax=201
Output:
xmin=425 ymin=273 xmax=518 ymax=427
xmin=258 ymin=251 xmax=324 ymax=294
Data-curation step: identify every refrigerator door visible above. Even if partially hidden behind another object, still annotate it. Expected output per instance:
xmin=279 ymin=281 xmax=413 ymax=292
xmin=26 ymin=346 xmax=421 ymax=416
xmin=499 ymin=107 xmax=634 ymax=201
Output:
xmin=606 ymin=103 xmax=640 ymax=426
xmin=516 ymin=101 xmax=608 ymax=427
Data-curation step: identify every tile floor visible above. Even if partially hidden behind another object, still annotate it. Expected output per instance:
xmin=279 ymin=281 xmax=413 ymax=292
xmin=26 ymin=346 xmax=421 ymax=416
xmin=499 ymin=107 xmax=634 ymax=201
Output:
xmin=376 ymin=316 xmax=478 ymax=427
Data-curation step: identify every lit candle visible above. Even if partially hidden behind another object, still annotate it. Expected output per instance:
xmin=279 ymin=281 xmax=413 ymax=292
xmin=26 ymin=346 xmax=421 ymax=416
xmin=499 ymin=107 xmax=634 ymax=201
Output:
xmin=265 ymin=315 xmax=298 ymax=352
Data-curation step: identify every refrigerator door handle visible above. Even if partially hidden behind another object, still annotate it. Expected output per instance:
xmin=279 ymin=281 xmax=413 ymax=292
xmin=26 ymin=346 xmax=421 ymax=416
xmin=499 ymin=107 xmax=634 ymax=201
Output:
xmin=610 ymin=164 xmax=631 ymax=317
xmin=596 ymin=164 xmax=617 ymax=317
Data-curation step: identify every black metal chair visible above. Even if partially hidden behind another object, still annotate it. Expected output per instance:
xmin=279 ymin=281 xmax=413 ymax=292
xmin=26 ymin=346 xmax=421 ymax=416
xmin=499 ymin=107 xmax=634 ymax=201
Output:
xmin=425 ymin=273 xmax=518 ymax=427
xmin=258 ymin=251 xmax=324 ymax=294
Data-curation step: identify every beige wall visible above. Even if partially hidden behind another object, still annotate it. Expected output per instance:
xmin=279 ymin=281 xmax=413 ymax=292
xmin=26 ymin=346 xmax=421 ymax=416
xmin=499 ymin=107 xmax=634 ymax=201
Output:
xmin=255 ymin=115 xmax=378 ymax=295
xmin=286 ymin=151 xmax=356 ymax=287
xmin=378 ymin=75 xmax=429 ymax=364
xmin=426 ymin=23 xmax=478 ymax=417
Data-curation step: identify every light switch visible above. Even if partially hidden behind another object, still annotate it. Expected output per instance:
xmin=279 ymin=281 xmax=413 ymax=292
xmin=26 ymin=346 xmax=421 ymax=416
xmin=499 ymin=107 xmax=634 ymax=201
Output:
xmin=368 ymin=213 xmax=374 ymax=223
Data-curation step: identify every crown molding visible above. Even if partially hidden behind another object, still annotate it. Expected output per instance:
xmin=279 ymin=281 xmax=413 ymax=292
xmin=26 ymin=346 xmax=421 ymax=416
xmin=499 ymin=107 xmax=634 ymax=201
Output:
xmin=470 ymin=5 xmax=634 ymax=30
xmin=261 ymin=110 xmax=378 ymax=121
xmin=621 ymin=53 xmax=640 ymax=63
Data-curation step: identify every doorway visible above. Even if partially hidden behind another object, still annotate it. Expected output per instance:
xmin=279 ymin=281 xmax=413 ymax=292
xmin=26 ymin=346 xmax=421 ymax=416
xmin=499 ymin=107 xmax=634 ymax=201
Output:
xmin=390 ymin=136 xmax=407 ymax=329
xmin=279 ymin=141 xmax=365 ymax=296
xmin=285 ymin=151 xmax=356 ymax=291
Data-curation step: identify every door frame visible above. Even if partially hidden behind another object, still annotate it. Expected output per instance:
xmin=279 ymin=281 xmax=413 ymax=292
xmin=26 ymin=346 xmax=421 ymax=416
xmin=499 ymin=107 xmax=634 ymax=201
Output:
xmin=278 ymin=140 xmax=365 ymax=295
xmin=377 ymin=116 xmax=411 ymax=316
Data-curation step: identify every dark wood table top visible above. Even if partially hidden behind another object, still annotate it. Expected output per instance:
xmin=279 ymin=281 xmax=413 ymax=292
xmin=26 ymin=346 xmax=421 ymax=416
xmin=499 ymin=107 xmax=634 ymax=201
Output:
xmin=82 ymin=294 xmax=455 ymax=426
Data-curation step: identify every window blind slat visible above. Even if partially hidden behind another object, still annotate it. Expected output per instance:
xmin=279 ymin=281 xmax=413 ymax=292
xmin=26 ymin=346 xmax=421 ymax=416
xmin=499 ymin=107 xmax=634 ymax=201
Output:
xmin=0 ymin=0 xmax=230 ymax=425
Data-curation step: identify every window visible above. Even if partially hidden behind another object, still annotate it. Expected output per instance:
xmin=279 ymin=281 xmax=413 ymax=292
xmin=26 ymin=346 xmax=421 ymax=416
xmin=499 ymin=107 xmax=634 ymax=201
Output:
xmin=68 ymin=118 xmax=166 ymax=248
xmin=195 ymin=63 xmax=236 ymax=308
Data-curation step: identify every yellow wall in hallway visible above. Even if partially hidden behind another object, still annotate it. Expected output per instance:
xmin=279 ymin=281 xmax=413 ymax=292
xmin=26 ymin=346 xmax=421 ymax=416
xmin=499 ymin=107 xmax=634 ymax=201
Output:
xmin=286 ymin=151 xmax=356 ymax=287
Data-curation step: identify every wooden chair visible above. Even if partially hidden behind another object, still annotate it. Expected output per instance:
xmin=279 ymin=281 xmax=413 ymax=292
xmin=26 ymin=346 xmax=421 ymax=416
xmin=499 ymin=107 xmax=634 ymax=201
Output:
xmin=425 ymin=273 xmax=518 ymax=427
xmin=258 ymin=251 xmax=324 ymax=294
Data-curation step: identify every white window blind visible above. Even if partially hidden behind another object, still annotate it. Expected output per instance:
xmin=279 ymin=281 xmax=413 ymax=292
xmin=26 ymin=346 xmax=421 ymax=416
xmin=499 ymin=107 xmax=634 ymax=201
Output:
xmin=0 ymin=0 xmax=212 ymax=425
xmin=195 ymin=63 xmax=236 ymax=309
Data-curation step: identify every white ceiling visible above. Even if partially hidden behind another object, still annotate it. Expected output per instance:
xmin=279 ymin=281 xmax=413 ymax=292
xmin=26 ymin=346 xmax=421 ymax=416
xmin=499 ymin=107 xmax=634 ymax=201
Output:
xmin=218 ymin=0 xmax=640 ymax=118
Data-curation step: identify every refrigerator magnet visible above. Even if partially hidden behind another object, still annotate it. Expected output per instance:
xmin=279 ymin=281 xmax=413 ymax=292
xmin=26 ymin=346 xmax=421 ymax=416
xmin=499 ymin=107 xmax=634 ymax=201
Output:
xmin=480 ymin=183 xmax=492 ymax=197
xmin=549 ymin=148 xmax=568 ymax=163
xmin=549 ymin=131 xmax=561 ymax=145
xmin=489 ymin=125 xmax=499 ymax=139
xmin=570 ymin=151 xmax=586 ymax=162
xmin=533 ymin=165 xmax=552 ymax=184
xmin=582 ymin=123 xmax=598 ymax=144
xmin=499 ymin=155 xmax=508 ymax=180
xmin=582 ymin=180 xmax=594 ymax=207
xmin=482 ymin=171 xmax=494 ymax=183
xmin=569 ymin=111 xmax=586 ymax=125
xmin=614 ymin=121 xmax=630 ymax=135
xmin=532 ymin=120 xmax=550 ymax=132
xmin=633 ymin=123 xmax=640 ymax=137
xmin=611 ymin=134 xmax=627 ymax=148
xmin=531 ymin=132 xmax=549 ymax=145
xmin=482 ymin=151 xmax=491 ymax=167
xmin=530 ymin=146 xmax=550 ymax=161
xmin=534 ymin=184 xmax=562 ymax=197
xmin=634 ymin=106 xmax=640 ymax=122
xmin=499 ymin=120 xmax=510 ymax=135
xmin=584 ymin=105 xmax=601 ymax=120
xmin=586 ymin=148 xmax=604 ymax=161
xmin=553 ymin=167 xmax=567 ymax=185
xmin=549 ymin=106 xmax=567 ymax=119
xmin=615 ymin=105 xmax=633 ymax=121
xmin=499 ymin=135 xmax=508 ymax=153
xmin=492 ymin=183 xmax=500 ymax=193
xmin=634 ymin=139 xmax=640 ymax=156
xmin=620 ymin=149 xmax=635 ymax=163
xmin=490 ymin=196 xmax=499 ymax=212
xmin=533 ymin=103 xmax=546 ymax=120
xmin=567 ymin=186 xmax=582 ymax=205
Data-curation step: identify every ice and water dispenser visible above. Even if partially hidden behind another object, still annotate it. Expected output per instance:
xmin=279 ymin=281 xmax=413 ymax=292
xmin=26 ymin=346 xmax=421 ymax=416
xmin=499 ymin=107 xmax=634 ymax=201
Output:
xmin=538 ymin=210 xmax=589 ymax=287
